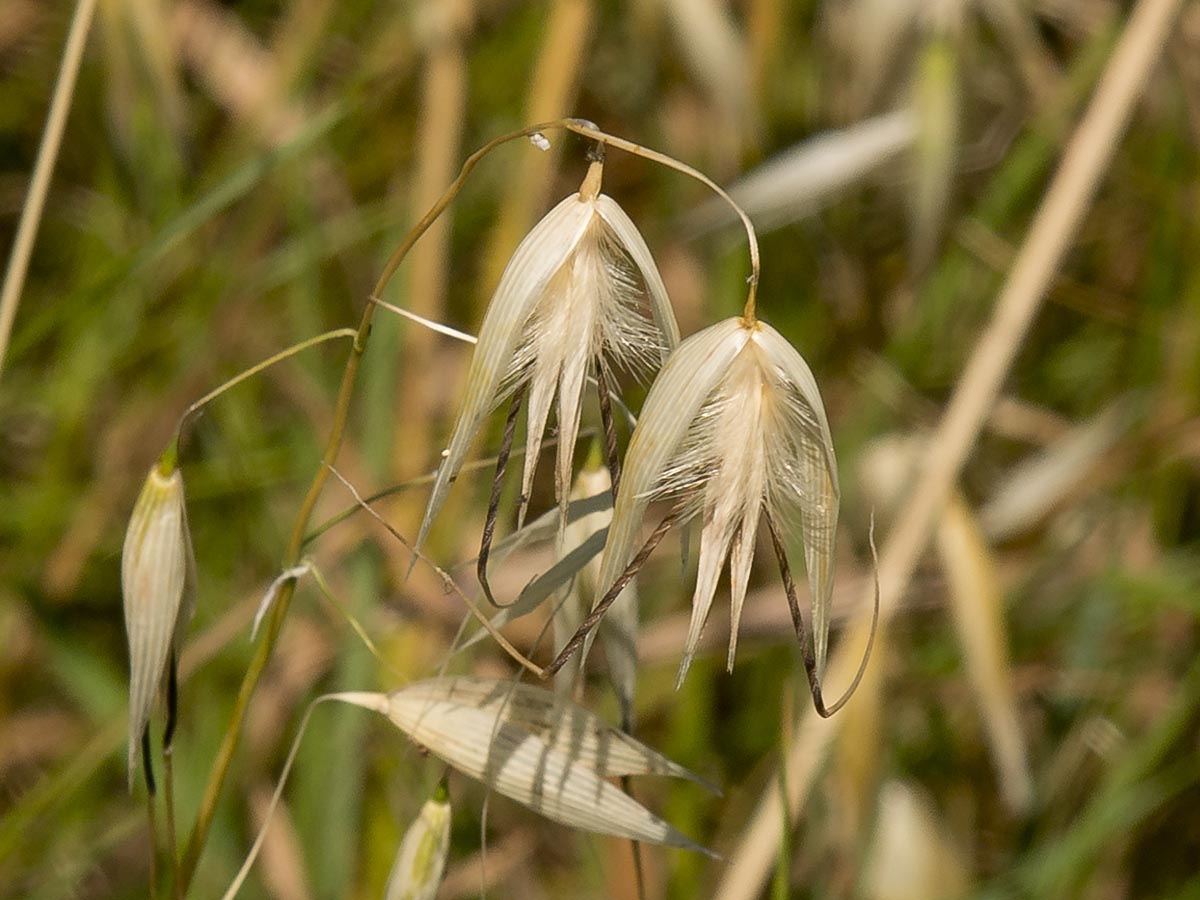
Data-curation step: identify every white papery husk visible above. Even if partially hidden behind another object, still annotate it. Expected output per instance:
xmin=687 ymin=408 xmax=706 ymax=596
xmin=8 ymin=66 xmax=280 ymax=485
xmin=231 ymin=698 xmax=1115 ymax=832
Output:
xmin=595 ymin=317 xmax=839 ymax=685
xmin=415 ymin=185 xmax=678 ymax=553
xmin=334 ymin=676 xmax=714 ymax=854
xmin=122 ymin=463 xmax=196 ymax=787
xmin=383 ymin=785 xmax=452 ymax=900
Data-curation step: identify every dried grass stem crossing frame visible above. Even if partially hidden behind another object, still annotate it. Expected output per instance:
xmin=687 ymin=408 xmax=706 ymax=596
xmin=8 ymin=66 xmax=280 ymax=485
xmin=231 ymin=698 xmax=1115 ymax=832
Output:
xmin=714 ymin=0 xmax=1185 ymax=894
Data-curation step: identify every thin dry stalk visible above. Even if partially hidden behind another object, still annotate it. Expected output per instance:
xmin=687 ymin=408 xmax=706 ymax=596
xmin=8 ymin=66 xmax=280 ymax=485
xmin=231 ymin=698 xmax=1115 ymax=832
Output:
xmin=660 ymin=0 xmax=750 ymax=143
xmin=392 ymin=1 xmax=471 ymax=528
xmin=248 ymin=788 xmax=313 ymax=900
xmin=713 ymin=0 xmax=1184 ymax=895
xmin=0 ymin=0 xmax=99 ymax=380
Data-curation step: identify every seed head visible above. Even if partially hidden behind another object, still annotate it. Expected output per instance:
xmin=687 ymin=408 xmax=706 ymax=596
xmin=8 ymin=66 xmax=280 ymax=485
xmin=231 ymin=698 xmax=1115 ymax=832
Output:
xmin=122 ymin=460 xmax=196 ymax=787
xmin=415 ymin=161 xmax=679 ymax=553
xmin=595 ymin=316 xmax=839 ymax=685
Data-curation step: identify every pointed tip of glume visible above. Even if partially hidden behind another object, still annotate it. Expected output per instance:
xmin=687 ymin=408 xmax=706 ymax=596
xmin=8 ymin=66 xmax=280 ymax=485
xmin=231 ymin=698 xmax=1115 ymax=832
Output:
xmin=666 ymin=830 xmax=720 ymax=860
xmin=674 ymin=657 xmax=692 ymax=692
xmin=403 ymin=551 xmax=419 ymax=583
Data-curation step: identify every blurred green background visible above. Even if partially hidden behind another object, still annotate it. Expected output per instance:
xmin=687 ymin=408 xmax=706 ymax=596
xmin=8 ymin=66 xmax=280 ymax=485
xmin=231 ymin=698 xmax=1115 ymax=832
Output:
xmin=2 ymin=0 xmax=1199 ymax=897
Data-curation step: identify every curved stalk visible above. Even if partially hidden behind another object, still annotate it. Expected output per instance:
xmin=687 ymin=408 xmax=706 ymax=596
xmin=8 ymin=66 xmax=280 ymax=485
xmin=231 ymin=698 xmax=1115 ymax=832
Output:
xmin=557 ymin=118 xmax=761 ymax=323
xmin=173 ymin=328 xmax=358 ymax=459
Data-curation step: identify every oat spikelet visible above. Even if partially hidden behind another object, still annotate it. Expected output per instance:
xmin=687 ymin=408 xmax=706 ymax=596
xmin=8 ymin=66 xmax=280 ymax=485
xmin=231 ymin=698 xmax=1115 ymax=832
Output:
xmin=559 ymin=456 xmax=639 ymax=727
xmin=595 ymin=317 xmax=839 ymax=685
xmin=415 ymin=160 xmax=678 ymax=555
xmin=333 ymin=677 xmax=714 ymax=853
xmin=121 ymin=460 xmax=196 ymax=787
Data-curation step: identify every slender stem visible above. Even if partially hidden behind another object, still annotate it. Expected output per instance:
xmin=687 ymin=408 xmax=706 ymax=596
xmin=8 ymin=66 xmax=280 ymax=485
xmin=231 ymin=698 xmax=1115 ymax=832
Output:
xmin=175 ymin=328 xmax=357 ymax=448
xmin=164 ymin=654 xmax=180 ymax=899
xmin=0 ymin=0 xmax=99 ymax=379
xmin=163 ymin=748 xmax=180 ymax=900
xmin=622 ymin=773 xmax=648 ymax=900
xmin=557 ymin=119 xmax=761 ymax=323
xmin=180 ymin=120 xmax=561 ymax=895
xmin=146 ymin=787 xmax=160 ymax=900
xmin=142 ymin=728 xmax=159 ymax=900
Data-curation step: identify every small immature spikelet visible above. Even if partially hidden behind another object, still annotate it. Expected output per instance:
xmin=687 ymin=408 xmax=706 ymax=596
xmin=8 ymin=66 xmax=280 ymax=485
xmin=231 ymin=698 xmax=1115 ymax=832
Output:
xmin=122 ymin=456 xmax=196 ymax=787
xmin=383 ymin=779 xmax=452 ymax=900
xmin=559 ymin=453 xmax=639 ymax=727
xmin=415 ymin=158 xmax=679 ymax=554
xmin=595 ymin=316 xmax=839 ymax=686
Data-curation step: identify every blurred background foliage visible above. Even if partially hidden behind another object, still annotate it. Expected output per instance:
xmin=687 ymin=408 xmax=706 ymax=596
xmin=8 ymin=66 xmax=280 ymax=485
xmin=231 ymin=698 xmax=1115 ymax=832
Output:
xmin=2 ymin=0 xmax=1200 ymax=897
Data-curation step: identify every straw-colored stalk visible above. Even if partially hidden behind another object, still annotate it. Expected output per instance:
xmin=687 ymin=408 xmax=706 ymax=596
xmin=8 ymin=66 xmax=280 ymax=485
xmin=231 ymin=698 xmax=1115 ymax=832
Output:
xmin=714 ymin=0 xmax=1185 ymax=895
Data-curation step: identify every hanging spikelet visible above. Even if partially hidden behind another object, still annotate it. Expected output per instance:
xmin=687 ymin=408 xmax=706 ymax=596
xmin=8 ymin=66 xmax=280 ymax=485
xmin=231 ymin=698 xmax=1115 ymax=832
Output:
xmin=414 ymin=156 xmax=679 ymax=560
xmin=559 ymin=452 xmax=639 ymax=729
xmin=121 ymin=456 xmax=196 ymax=788
xmin=595 ymin=316 xmax=839 ymax=686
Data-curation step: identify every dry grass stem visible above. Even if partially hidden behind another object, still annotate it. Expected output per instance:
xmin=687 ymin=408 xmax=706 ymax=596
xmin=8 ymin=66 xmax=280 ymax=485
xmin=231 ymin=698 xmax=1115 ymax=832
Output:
xmin=0 ymin=0 xmax=99 ymax=379
xmin=714 ymin=0 xmax=1184 ymax=894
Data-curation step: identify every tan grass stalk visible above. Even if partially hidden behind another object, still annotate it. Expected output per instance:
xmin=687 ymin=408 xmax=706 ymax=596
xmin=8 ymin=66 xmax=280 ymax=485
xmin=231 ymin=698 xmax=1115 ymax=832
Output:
xmin=0 ymin=0 xmax=99 ymax=380
xmin=714 ymin=0 xmax=1185 ymax=895
xmin=248 ymin=788 xmax=312 ymax=900
xmin=391 ymin=0 xmax=472 ymax=532
xmin=660 ymin=0 xmax=749 ymax=137
xmin=862 ymin=781 xmax=970 ymax=900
